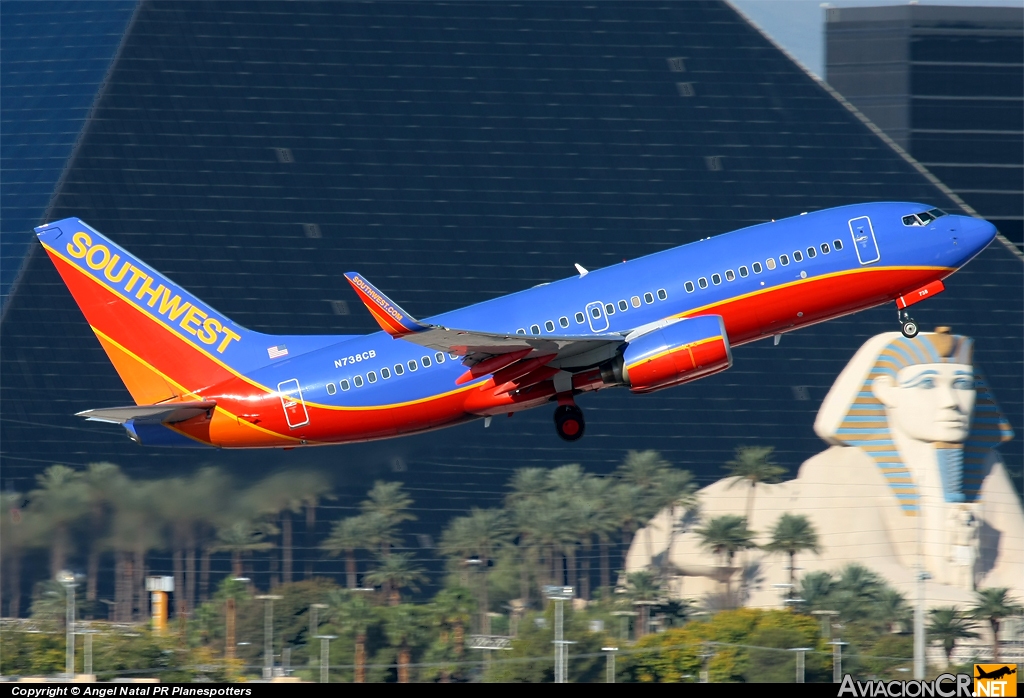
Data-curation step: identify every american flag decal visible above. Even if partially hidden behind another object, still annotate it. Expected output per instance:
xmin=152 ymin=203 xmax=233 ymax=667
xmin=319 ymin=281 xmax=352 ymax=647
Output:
xmin=267 ymin=345 xmax=289 ymax=359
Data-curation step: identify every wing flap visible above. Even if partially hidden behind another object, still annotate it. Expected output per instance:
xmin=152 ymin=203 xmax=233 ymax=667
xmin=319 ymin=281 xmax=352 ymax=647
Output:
xmin=76 ymin=401 xmax=217 ymax=425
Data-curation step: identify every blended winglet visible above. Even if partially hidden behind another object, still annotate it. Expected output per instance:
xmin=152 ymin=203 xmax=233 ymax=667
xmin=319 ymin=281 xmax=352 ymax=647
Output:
xmin=344 ymin=272 xmax=428 ymax=338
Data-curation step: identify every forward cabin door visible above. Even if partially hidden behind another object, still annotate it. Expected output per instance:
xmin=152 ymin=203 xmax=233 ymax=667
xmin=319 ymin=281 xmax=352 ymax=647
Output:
xmin=849 ymin=216 xmax=881 ymax=265
xmin=585 ymin=301 xmax=609 ymax=332
xmin=277 ymin=378 xmax=310 ymax=428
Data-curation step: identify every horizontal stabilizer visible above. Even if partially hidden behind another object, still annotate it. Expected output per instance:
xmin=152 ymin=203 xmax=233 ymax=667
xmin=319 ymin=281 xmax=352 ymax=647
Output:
xmin=76 ymin=401 xmax=217 ymax=425
xmin=344 ymin=272 xmax=428 ymax=338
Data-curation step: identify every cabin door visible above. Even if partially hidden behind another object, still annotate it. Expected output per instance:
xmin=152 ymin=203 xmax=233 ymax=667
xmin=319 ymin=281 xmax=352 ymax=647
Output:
xmin=585 ymin=301 xmax=609 ymax=332
xmin=849 ymin=216 xmax=881 ymax=265
xmin=277 ymin=378 xmax=310 ymax=429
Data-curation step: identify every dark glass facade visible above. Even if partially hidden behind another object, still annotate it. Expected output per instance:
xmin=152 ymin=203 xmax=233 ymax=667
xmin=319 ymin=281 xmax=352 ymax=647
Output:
xmin=826 ymin=4 xmax=1024 ymax=249
xmin=2 ymin=2 xmax=1021 ymax=582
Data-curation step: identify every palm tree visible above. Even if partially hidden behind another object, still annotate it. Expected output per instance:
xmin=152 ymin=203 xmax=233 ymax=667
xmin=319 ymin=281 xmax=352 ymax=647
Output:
xmin=876 ymin=588 xmax=912 ymax=634
xmin=81 ymin=463 xmax=125 ymax=609
xmin=799 ymin=571 xmax=835 ymax=612
xmin=657 ymin=468 xmax=697 ymax=562
xmin=107 ymin=476 xmax=163 ymax=621
xmin=580 ymin=476 xmax=618 ymax=597
xmin=185 ymin=467 xmax=233 ymax=604
xmin=327 ymin=588 xmax=376 ymax=683
xmin=833 ymin=564 xmax=883 ymax=622
xmin=971 ymin=587 xmax=1022 ymax=662
xmin=363 ymin=552 xmax=427 ymax=606
xmin=622 ymin=570 xmax=662 ymax=638
xmin=928 ymin=606 xmax=978 ymax=665
xmin=695 ymin=514 xmax=757 ymax=603
xmin=763 ymin=513 xmax=820 ymax=594
xmin=322 ymin=515 xmax=367 ymax=588
xmin=723 ymin=446 xmax=786 ymax=523
xmin=212 ymin=520 xmax=276 ymax=577
xmin=383 ymin=604 xmax=427 ymax=683
xmin=360 ymin=481 xmax=416 ymax=557
xmin=505 ymin=467 xmax=553 ymax=607
xmin=29 ymin=465 xmax=87 ymax=578
xmin=609 ymin=482 xmax=649 ymax=571
xmin=439 ymin=508 xmax=508 ymax=632
xmin=432 ymin=586 xmax=475 ymax=681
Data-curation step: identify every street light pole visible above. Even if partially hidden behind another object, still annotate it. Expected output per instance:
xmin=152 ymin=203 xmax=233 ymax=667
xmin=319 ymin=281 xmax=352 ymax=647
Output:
xmin=790 ymin=647 xmax=812 ymax=683
xmin=256 ymin=594 xmax=283 ymax=679
xmin=829 ymin=640 xmax=849 ymax=683
xmin=58 ymin=571 xmax=77 ymax=680
xmin=602 ymin=647 xmax=618 ymax=683
xmin=316 ymin=634 xmax=337 ymax=683
xmin=544 ymin=585 xmax=573 ymax=683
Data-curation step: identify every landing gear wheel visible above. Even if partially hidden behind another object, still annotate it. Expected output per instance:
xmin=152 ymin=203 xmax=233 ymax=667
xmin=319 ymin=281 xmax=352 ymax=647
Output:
xmin=901 ymin=319 xmax=919 ymax=338
xmin=553 ymin=404 xmax=585 ymax=442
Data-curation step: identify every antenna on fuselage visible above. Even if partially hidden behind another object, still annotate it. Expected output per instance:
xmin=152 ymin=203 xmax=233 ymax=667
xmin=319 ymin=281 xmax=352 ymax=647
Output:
xmin=574 ymin=263 xmax=589 ymax=277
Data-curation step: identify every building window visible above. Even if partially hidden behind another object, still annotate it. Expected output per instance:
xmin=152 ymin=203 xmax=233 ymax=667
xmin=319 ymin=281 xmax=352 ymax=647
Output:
xmin=833 ymin=239 xmax=843 ymax=251
xmin=408 ymin=360 xmax=418 ymax=371
xmin=394 ymin=363 xmax=405 ymax=376
xmin=575 ymin=312 xmax=586 ymax=323
xmin=643 ymin=292 xmax=654 ymax=304
xmin=435 ymin=352 xmax=445 ymax=363
xmin=559 ymin=316 xmax=569 ymax=328
xmin=354 ymin=375 xmax=364 ymax=388
xmin=684 ymin=281 xmax=695 ymax=293
xmin=698 ymin=277 xmax=708 ymax=289
xmin=340 ymin=379 xmax=351 ymax=391
xmin=618 ymin=300 xmax=628 ymax=312
xmin=806 ymin=246 xmax=816 ymax=259
xmin=766 ymin=258 xmax=776 ymax=270
xmin=725 ymin=269 xmax=735 ymax=281
xmin=739 ymin=266 xmax=748 ymax=277
xmin=793 ymin=250 xmax=803 ymax=262
xmin=821 ymin=243 xmax=830 ymax=254
xmin=752 ymin=261 xmax=763 ymax=273
xmin=531 ymin=324 xmax=541 ymax=335
xmin=421 ymin=356 xmax=431 ymax=367
xmin=367 ymin=371 xmax=377 ymax=383
xmin=545 ymin=320 xmax=555 ymax=332
xmin=605 ymin=303 xmax=615 ymax=315
xmin=326 ymin=383 xmax=337 ymax=395
xmin=657 ymin=289 xmax=668 ymax=300
xmin=381 ymin=367 xmax=391 ymax=379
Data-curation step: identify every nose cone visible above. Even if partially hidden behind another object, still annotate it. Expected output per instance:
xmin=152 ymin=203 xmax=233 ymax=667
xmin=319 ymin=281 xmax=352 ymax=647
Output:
xmin=955 ymin=215 xmax=997 ymax=260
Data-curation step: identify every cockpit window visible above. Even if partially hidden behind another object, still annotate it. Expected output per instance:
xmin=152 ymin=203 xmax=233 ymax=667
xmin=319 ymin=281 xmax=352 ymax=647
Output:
xmin=902 ymin=209 xmax=947 ymax=227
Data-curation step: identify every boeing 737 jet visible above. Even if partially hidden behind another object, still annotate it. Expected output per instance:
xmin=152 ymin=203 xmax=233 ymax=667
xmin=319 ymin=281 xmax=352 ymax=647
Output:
xmin=35 ymin=202 xmax=996 ymax=447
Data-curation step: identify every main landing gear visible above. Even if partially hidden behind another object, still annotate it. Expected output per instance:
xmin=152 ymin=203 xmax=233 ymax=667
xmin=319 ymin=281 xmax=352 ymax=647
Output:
xmin=554 ymin=403 xmax=585 ymax=442
xmin=899 ymin=309 xmax=919 ymax=338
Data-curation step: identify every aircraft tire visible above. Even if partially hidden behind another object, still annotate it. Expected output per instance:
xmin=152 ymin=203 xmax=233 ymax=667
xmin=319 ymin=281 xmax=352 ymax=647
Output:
xmin=554 ymin=404 xmax=585 ymax=442
xmin=901 ymin=320 xmax=919 ymax=338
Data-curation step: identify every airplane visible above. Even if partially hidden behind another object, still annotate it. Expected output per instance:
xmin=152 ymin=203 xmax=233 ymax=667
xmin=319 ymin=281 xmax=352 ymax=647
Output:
xmin=975 ymin=666 xmax=1017 ymax=681
xmin=35 ymin=202 xmax=996 ymax=448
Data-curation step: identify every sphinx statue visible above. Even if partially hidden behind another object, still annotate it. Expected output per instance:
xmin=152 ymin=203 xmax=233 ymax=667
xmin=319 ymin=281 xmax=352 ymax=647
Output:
xmin=626 ymin=328 xmax=1021 ymax=608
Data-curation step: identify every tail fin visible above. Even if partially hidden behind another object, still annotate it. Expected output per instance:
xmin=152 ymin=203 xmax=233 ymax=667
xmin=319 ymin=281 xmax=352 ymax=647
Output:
xmin=36 ymin=218 xmax=341 ymax=406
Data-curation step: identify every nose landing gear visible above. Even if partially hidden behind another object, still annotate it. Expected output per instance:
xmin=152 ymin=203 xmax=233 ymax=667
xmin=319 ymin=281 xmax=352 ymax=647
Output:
xmin=899 ymin=310 xmax=919 ymax=338
xmin=553 ymin=403 xmax=585 ymax=442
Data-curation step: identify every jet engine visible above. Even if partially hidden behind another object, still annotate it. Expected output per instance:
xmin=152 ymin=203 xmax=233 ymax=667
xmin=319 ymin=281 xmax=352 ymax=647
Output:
xmin=608 ymin=315 xmax=733 ymax=394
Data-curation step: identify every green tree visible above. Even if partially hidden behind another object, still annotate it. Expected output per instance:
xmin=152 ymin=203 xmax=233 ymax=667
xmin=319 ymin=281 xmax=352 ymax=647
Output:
xmin=360 ymin=481 xmax=416 ymax=557
xmin=876 ymin=588 xmax=912 ymax=634
xmin=430 ymin=586 xmax=475 ymax=681
xmin=763 ymin=513 xmax=820 ymax=594
xmin=970 ymin=587 xmax=1022 ymax=662
xmin=798 ymin=571 xmax=835 ymax=612
xmin=327 ymin=588 xmax=376 ymax=683
xmin=363 ymin=552 xmax=427 ymax=606
xmin=29 ymin=465 xmax=87 ymax=578
xmin=927 ymin=606 xmax=978 ymax=665
xmin=505 ymin=468 xmax=551 ymax=607
xmin=723 ymin=446 xmax=786 ymax=523
xmin=623 ymin=570 xmax=663 ymax=638
xmin=439 ymin=507 xmax=508 ymax=632
xmin=322 ymin=515 xmax=367 ymax=589
xmin=80 ymin=462 xmax=126 ymax=609
xmin=212 ymin=519 xmax=276 ymax=577
xmin=383 ymin=604 xmax=428 ymax=683
xmin=832 ymin=564 xmax=884 ymax=622
xmin=694 ymin=514 xmax=757 ymax=603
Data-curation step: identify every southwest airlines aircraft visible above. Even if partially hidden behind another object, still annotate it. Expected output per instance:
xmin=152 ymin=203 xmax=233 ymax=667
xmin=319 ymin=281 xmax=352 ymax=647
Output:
xmin=36 ymin=203 xmax=995 ymax=447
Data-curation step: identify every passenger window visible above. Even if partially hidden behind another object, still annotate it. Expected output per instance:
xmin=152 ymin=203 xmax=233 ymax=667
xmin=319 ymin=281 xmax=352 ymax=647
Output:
xmin=752 ymin=262 xmax=762 ymax=274
xmin=833 ymin=239 xmax=843 ymax=250
xmin=449 ymin=353 xmax=459 ymax=360
xmin=530 ymin=324 xmax=541 ymax=335
xmin=435 ymin=352 xmax=445 ymax=364
xmin=821 ymin=243 xmax=830 ymax=254
xmin=381 ymin=367 xmax=391 ymax=379
xmin=394 ymin=363 xmax=405 ymax=376
xmin=326 ymin=383 xmax=337 ymax=395
xmin=684 ymin=281 xmax=695 ymax=293
xmin=712 ymin=273 xmax=722 ymax=285
xmin=590 ymin=307 xmax=601 ymax=319
xmin=780 ymin=254 xmax=790 ymax=266
xmin=766 ymin=258 xmax=777 ymax=270
xmin=807 ymin=247 xmax=816 ymax=258
xmin=605 ymin=303 xmax=615 ymax=315
xmin=516 ymin=328 xmax=526 ymax=335
xmin=725 ymin=270 xmax=735 ymax=281
xmin=575 ymin=312 xmax=586 ymax=323
xmin=698 ymin=277 xmax=708 ymax=289
xmin=545 ymin=320 xmax=555 ymax=332
xmin=618 ymin=300 xmax=628 ymax=312
xmin=657 ymin=289 xmax=668 ymax=300
xmin=793 ymin=251 xmax=803 ymax=262
xmin=631 ymin=296 xmax=640 ymax=308
xmin=739 ymin=266 xmax=748 ymax=277
xmin=408 ymin=360 xmax=418 ymax=371
xmin=421 ymin=356 xmax=431 ymax=367
xmin=340 ymin=379 xmax=351 ymax=391
xmin=643 ymin=292 xmax=654 ymax=304
xmin=559 ymin=316 xmax=569 ymax=328
xmin=354 ymin=375 xmax=364 ymax=388
xmin=367 ymin=371 xmax=377 ymax=384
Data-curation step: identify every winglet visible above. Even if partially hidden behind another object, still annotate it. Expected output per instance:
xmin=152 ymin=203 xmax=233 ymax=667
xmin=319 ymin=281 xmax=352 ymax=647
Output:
xmin=344 ymin=273 xmax=429 ymax=337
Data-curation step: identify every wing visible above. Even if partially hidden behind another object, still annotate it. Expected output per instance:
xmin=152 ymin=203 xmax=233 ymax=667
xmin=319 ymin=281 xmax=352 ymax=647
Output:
xmin=76 ymin=401 xmax=217 ymax=425
xmin=345 ymin=272 xmax=624 ymax=381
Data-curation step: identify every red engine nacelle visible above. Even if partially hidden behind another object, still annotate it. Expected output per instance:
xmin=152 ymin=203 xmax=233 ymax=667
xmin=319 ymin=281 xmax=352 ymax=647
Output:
xmin=620 ymin=315 xmax=732 ymax=394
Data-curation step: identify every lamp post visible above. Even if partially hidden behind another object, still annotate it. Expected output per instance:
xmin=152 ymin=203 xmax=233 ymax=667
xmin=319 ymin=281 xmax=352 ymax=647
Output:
xmin=698 ymin=642 xmax=716 ymax=683
xmin=256 ymin=594 xmax=283 ymax=679
xmin=790 ymin=647 xmax=812 ymax=683
xmin=829 ymin=640 xmax=849 ymax=683
xmin=544 ymin=585 xmax=573 ymax=683
xmin=57 ymin=570 xmax=77 ymax=680
xmin=315 ymin=634 xmax=337 ymax=683
xmin=812 ymin=610 xmax=838 ymax=639
xmin=601 ymin=647 xmax=618 ymax=683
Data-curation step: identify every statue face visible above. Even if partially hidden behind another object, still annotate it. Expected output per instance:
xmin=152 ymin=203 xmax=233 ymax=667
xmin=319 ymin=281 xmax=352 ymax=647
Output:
xmin=872 ymin=363 xmax=976 ymax=443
